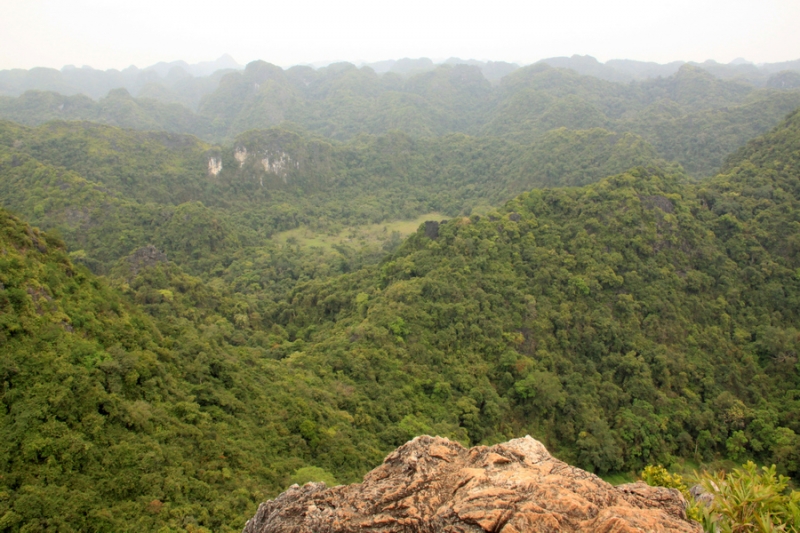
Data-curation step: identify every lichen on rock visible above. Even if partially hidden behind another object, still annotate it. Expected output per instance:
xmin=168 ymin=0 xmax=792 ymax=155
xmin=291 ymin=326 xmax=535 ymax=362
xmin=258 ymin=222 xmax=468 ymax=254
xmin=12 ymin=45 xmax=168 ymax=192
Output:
xmin=243 ymin=435 xmax=700 ymax=533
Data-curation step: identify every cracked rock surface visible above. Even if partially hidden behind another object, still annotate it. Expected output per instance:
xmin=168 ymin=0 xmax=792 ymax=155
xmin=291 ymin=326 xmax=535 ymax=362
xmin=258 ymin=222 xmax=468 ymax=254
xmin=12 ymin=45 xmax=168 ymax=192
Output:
xmin=243 ymin=435 xmax=700 ymax=533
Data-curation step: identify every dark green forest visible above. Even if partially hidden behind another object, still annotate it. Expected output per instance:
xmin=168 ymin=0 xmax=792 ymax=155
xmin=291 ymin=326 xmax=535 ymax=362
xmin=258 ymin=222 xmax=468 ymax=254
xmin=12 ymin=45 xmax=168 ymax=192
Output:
xmin=1 ymin=57 xmax=800 ymax=532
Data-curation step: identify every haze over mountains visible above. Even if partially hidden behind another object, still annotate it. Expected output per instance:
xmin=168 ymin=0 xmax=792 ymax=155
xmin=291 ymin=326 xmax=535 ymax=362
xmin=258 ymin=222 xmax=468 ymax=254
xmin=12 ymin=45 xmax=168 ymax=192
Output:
xmin=3 ymin=54 xmax=799 ymax=104
xmin=2 ymin=54 xmax=800 ymax=179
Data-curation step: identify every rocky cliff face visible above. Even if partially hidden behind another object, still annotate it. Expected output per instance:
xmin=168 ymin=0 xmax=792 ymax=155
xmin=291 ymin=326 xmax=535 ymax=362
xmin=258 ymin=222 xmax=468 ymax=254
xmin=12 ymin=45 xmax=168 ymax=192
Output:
xmin=243 ymin=435 xmax=700 ymax=533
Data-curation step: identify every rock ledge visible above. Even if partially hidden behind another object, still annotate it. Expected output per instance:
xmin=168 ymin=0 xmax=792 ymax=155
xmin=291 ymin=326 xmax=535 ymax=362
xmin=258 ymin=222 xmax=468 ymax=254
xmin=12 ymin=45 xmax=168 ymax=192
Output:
xmin=243 ymin=435 xmax=700 ymax=532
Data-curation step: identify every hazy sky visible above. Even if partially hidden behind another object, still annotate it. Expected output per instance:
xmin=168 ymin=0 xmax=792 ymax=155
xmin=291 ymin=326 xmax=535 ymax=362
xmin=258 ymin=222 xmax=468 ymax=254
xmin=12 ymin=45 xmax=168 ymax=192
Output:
xmin=1 ymin=0 xmax=798 ymax=70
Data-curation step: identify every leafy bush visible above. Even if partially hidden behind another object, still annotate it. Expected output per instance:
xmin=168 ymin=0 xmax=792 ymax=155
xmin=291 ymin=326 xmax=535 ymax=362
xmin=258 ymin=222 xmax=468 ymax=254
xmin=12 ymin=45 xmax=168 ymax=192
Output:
xmin=696 ymin=462 xmax=800 ymax=533
xmin=288 ymin=466 xmax=339 ymax=487
xmin=640 ymin=465 xmax=703 ymax=522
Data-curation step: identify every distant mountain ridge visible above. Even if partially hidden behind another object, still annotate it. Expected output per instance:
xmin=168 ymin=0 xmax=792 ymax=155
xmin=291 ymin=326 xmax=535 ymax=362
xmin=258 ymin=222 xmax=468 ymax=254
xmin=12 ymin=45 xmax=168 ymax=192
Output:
xmin=4 ymin=59 xmax=799 ymax=177
xmin=137 ymin=53 xmax=242 ymax=78
xmin=359 ymin=57 xmax=519 ymax=82
xmin=1 ymin=55 xmax=800 ymax=179
xmin=0 ymin=55 xmax=243 ymax=109
xmin=354 ymin=54 xmax=800 ymax=86
xmin=539 ymin=54 xmax=800 ymax=86
xmin=3 ymin=54 xmax=798 ymax=107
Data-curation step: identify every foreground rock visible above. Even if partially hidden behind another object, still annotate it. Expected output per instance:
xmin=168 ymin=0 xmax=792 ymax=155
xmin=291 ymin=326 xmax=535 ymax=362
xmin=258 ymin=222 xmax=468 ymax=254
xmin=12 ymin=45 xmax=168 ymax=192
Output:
xmin=243 ymin=435 xmax=700 ymax=533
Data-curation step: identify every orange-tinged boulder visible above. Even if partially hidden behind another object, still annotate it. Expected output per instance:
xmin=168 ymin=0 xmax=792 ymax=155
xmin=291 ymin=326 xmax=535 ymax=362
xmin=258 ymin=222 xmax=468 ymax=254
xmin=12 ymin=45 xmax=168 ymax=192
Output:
xmin=243 ymin=435 xmax=700 ymax=533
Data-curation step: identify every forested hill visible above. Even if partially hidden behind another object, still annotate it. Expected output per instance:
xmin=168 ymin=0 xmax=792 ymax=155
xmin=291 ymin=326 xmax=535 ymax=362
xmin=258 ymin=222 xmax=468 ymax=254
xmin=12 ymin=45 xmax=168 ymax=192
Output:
xmin=1 ymin=107 xmax=799 ymax=531
xmin=3 ymin=61 xmax=800 ymax=176
xmin=273 ymin=109 xmax=800 ymax=476
xmin=0 ymin=119 xmax=665 ymax=275
xmin=0 ymin=207 xmax=378 ymax=531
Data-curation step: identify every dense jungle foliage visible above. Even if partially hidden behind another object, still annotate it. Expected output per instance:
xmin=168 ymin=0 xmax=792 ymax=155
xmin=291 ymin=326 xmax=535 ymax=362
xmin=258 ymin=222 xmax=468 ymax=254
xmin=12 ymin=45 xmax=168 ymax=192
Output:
xmin=641 ymin=462 xmax=800 ymax=532
xmin=0 ymin=208 xmax=385 ymax=532
xmin=267 ymin=109 xmax=800 ymax=477
xmin=1 ymin=53 xmax=800 ymax=531
xmin=0 ymin=118 xmax=667 ymax=276
xmin=3 ymin=61 xmax=800 ymax=176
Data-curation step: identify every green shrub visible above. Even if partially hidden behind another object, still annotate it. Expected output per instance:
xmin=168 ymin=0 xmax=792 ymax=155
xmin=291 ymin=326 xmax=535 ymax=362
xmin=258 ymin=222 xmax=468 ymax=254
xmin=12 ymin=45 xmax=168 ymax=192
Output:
xmin=695 ymin=462 xmax=800 ymax=533
xmin=641 ymin=465 xmax=703 ymax=522
xmin=288 ymin=466 xmax=339 ymax=488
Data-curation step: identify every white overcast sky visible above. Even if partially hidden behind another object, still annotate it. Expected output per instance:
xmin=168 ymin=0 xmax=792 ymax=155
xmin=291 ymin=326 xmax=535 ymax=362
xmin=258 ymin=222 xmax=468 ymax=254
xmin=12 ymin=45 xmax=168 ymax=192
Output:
xmin=1 ymin=0 xmax=798 ymax=71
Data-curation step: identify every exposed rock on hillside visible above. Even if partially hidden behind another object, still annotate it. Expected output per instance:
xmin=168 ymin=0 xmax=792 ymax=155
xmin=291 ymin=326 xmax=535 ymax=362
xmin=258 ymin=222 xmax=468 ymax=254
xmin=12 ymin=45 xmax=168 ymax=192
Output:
xmin=127 ymin=244 xmax=167 ymax=275
xmin=423 ymin=220 xmax=440 ymax=239
xmin=243 ymin=435 xmax=700 ymax=533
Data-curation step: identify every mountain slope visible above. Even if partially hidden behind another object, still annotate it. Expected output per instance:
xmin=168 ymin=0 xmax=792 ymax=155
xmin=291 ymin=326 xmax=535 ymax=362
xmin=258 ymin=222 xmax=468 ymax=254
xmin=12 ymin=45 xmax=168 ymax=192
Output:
xmin=0 ymin=206 xmax=391 ymax=531
xmin=273 ymin=111 xmax=800 ymax=476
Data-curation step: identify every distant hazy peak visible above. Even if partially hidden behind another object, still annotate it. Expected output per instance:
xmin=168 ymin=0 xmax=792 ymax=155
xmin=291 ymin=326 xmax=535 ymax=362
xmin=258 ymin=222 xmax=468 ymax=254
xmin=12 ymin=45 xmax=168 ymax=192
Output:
xmin=143 ymin=54 xmax=243 ymax=78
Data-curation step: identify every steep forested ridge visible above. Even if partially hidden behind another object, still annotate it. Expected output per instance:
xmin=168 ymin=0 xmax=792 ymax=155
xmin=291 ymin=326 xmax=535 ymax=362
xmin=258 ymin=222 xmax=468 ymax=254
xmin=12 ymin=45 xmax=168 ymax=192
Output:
xmin=272 ymin=111 xmax=800 ymax=477
xmin=1 ymin=100 xmax=800 ymax=531
xmin=0 ymin=210 xmax=259 ymax=530
xmin=0 ymin=207 xmax=386 ymax=531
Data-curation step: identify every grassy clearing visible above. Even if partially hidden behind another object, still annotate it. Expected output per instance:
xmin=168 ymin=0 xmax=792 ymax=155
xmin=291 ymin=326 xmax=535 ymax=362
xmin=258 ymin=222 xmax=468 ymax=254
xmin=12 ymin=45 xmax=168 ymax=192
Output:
xmin=600 ymin=459 xmax=713 ymax=487
xmin=272 ymin=212 xmax=444 ymax=252
xmin=599 ymin=471 xmax=638 ymax=486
